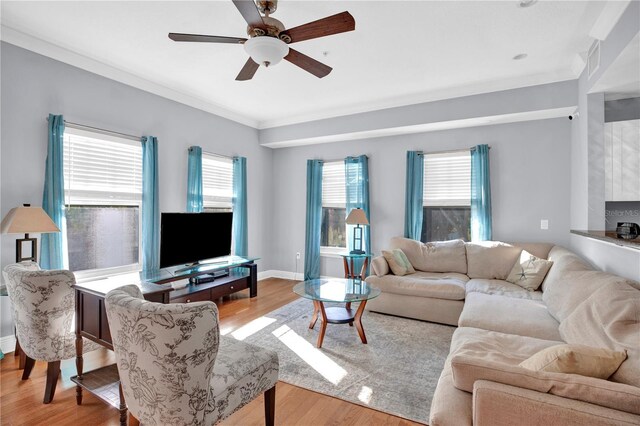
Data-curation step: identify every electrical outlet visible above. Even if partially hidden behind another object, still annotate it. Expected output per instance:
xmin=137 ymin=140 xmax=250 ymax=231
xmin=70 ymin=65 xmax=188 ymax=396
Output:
xmin=540 ymin=219 xmax=549 ymax=230
xmin=296 ymin=252 xmax=301 ymax=260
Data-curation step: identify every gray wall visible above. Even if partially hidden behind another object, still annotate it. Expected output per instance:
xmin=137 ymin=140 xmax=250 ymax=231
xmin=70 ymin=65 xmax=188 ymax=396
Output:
xmin=0 ymin=43 xmax=274 ymax=338
xmin=271 ymin=118 xmax=571 ymax=278
xmin=261 ymin=80 xmax=577 ymax=146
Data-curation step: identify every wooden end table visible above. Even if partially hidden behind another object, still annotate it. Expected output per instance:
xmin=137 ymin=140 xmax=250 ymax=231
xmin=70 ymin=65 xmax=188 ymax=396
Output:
xmin=340 ymin=253 xmax=371 ymax=279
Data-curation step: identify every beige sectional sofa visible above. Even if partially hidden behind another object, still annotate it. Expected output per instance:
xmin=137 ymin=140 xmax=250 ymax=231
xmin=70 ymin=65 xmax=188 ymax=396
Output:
xmin=365 ymin=237 xmax=640 ymax=425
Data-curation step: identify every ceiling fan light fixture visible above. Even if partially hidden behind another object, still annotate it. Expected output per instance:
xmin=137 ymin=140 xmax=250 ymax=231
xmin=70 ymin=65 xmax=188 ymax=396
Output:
xmin=244 ymin=36 xmax=289 ymax=67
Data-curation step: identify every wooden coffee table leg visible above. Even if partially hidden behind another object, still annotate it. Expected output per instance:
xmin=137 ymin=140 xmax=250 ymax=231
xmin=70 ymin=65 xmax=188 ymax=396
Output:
xmin=309 ymin=300 xmax=320 ymax=329
xmin=354 ymin=300 xmax=368 ymax=344
xmin=316 ymin=301 xmax=327 ymax=348
xmin=345 ymin=302 xmax=353 ymax=326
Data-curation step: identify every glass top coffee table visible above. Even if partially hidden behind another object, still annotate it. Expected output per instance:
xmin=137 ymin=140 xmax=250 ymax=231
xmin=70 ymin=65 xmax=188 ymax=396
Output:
xmin=293 ymin=278 xmax=381 ymax=348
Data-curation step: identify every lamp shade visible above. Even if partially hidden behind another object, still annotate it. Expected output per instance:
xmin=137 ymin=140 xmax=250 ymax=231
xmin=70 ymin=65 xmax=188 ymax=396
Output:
xmin=1 ymin=205 xmax=60 ymax=234
xmin=244 ymin=36 xmax=289 ymax=67
xmin=346 ymin=208 xmax=369 ymax=226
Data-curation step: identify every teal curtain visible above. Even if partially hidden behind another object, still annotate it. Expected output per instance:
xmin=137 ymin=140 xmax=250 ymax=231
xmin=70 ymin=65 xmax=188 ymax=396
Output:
xmin=186 ymin=146 xmax=203 ymax=213
xmin=471 ymin=144 xmax=492 ymax=241
xmin=232 ymin=156 xmax=248 ymax=257
xmin=304 ymin=160 xmax=323 ymax=280
xmin=345 ymin=156 xmax=370 ymax=274
xmin=404 ymin=151 xmax=424 ymax=241
xmin=141 ymin=136 xmax=160 ymax=271
xmin=41 ymin=114 xmax=68 ymax=270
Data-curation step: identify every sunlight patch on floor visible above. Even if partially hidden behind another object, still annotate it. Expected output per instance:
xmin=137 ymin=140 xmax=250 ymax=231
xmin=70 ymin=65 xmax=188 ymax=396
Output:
xmin=272 ymin=324 xmax=347 ymax=385
xmin=229 ymin=316 xmax=277 ymax=341
xmin=358 ymin=385 xmax=373 ymax=404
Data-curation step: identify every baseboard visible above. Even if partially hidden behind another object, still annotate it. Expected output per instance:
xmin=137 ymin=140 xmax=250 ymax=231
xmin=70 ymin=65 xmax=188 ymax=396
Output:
xmin=0 ymin=335 xmax=16 ymax=355
xmin=258 ymin=270 xmax=304 ymax=281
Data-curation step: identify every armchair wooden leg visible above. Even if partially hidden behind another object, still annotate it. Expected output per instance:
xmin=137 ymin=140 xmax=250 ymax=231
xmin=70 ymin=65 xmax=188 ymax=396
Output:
xmin=16 ymin=337 xmax=26 ymax=370
xmin=128 ymin=413 xmax=140 ymax=426
xmin=264 ymin=385 xmax=276 ymax=426
xmin=43 ymin=360 xmax=61 ymax=404
xmin=21 ymin=356 xmax=35 ymax=380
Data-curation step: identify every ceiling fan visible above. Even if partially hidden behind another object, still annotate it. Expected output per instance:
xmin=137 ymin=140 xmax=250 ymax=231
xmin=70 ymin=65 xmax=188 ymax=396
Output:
xmin=168 ymin=0 xmax=355 ymax=81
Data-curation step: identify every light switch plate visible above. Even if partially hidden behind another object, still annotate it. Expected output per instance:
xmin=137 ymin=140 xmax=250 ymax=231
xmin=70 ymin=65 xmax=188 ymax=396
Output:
xmin=540 ymin=219 xmax=549 ymax=230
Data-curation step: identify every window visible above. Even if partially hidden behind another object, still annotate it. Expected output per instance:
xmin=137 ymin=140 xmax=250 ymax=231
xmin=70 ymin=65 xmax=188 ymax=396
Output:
xmin=321 ymin=161 xmax=346 ymax=252
xmin=421 ymin=150 xmax=471 ymax=242
xmin=63 ymin=128 xmax=142 ymax=276
xmin=202 ymin=153 xmax=233 ymax=212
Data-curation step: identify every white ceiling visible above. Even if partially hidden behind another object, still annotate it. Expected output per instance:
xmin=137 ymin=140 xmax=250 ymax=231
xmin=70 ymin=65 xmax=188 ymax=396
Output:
xmin=1 ymin=1 xmax=607 ymax=128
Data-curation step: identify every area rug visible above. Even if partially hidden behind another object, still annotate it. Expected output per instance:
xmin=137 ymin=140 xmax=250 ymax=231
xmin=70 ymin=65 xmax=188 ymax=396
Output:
xmin=226 ymin=298 xmax=455 ymax=424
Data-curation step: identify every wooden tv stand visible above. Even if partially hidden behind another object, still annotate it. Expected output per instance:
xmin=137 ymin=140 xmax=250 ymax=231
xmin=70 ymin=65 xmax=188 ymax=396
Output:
xmin=168 ymin=264 xmax=257 ymax=303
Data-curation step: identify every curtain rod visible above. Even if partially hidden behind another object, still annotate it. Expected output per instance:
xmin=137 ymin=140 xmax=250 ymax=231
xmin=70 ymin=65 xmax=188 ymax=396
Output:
xmin=317 ymin=155 xmax=370 ymax=163
xmin=45 ymin=117 xmax=140 ymax=142
xmin=201 ymin=150 xmax=233 ymax=160
xmin=418 ymin=146 xmax=492 ymax=156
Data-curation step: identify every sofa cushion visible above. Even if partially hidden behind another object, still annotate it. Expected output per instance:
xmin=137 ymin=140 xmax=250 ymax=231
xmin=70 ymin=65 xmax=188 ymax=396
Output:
xmin=560 ymin=281 xmax=640 ymax=388
xmin=449 ymin=326 xmax=561 ymax=364
xmin=450 ymin=354 xmax=640 ymax=416
xmin=505 ymin=250 xmax=553 ymax=292
xmin=465 ymin=242 xmax=522 ymax=280
xmin=458 ymin=292 xmax=561 ymax=341
xmin=389 ymin=237 xmax=467 ymax=274
xmin=371 ymin=256 xmax=389 ymax=277
xmin=365 ymin=271 xmax=468 ymax=300
xmin=541 ymin=245 xmax=592 ymax=292
xmin=543 ymin=268 xmax=635 ymax=323
xmin=382 ymin=248 xmax=415 ymax=276
xmin=465 ymin=279 xmax=543 ymax=301
xmin=519 ymin=344 xmax=627 ymax=379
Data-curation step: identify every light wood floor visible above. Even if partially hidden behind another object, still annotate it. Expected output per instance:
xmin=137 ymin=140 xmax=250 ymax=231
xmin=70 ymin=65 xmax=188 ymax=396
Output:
xmin=0 ymin=278 xmax=420 ymax=426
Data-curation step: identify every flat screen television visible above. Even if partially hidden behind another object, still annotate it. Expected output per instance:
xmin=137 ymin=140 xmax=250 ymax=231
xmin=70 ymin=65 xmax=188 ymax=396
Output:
xmin=160 ymin=212 xmax=233 ymax=268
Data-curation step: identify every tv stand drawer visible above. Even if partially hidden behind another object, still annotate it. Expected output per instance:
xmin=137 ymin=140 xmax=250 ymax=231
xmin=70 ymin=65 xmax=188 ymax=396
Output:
xmin=171 ymin=291 xmax=212 ymax=304
xmin=210 ymin=280 xmax=248 ymax=299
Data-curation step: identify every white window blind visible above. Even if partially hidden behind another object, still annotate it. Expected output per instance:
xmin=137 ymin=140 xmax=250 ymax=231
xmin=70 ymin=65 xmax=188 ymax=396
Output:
xmin=63 ymin=128 xmax=142 ymax=206
xmin=322 ymin=161 xmax=346 ymax=208
xmin=423 ymin=150 xmax=471 ymax=207
xmin=203 ymin=153 xmax=233 ymax=209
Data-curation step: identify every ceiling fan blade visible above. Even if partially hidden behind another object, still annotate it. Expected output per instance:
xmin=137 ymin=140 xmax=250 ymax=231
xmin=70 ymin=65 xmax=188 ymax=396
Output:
xmin=232 ymin=0 xmax=265 ymax=28
xmin=236 ymin=58 xmax=260 ymax=81
xmin=284 ymin=48 xmax=332 ymax=78
xmin=169 ymin=33 xmax=247 ymax=44
xmin=282 ymin=11 xmax=355 ymax=44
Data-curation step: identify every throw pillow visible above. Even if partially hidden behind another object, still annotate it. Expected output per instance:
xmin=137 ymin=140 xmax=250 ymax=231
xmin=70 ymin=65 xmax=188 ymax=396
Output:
xmin=519 ymin=344 xmax=627 ymax=379
xmin=382 ymin=248 xmax=415 ymax=276
xmin=395 ymin=249 xmax=415 ymax=274
xmin=506 ymin=250 xmax=553 ymax=291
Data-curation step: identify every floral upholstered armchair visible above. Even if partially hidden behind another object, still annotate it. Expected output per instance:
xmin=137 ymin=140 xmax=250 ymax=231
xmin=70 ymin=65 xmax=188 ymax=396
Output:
xmin=2 ymin=262 xmax=99 ymax=403
xmin=105 ymin=285 xmax=279 ymax=425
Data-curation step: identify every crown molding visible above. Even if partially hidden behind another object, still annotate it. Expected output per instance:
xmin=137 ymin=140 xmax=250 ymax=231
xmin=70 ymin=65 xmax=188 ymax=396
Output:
xmin=0 ymin=25 xmax=259 ymax=129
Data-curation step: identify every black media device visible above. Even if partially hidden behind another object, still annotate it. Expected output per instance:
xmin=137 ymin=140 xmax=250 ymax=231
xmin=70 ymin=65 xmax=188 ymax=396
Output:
xmin=616 ymin=222 xmax=640 ymax=240
xmin=160 ymin=212 xmax=233 ymax=283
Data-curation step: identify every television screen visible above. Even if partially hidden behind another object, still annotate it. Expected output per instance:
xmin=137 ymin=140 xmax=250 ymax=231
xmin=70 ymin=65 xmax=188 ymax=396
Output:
xmin=160 ymin=212 xmax=233 ymax=268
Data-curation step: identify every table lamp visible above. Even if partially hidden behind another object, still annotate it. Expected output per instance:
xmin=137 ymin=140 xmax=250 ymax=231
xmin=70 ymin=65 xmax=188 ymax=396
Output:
xmin=1 ymin=204 xmax=60 ymax=263
xmin=346 ymin=208 xmax=369 ymax=255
